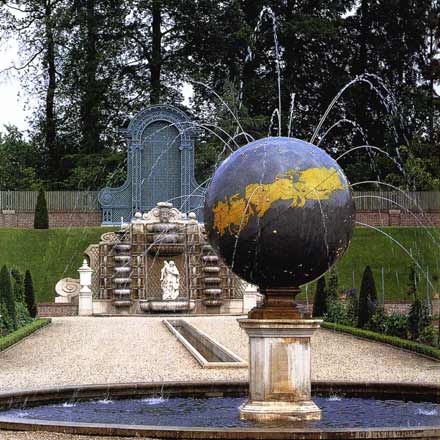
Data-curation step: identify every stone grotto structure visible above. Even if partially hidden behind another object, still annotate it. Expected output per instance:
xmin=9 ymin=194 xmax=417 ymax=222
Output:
xmin=52 ymin=103 xmax=261 ymax=315
xmin=59 ymin=201 xmax=251 ymax=315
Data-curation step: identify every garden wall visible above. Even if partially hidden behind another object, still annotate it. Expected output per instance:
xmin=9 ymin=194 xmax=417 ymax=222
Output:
xmin=1 ymin=189 xmax=439 ymax=228
xmin=37 ymin=300 xmax=438 ymax=318
xmin=37 ymin=303 xmax=78 ymax=317
xmin=0 ymin=211 xmax=101 ymax=228
xmin=1 ymin=209 xmax=440 ymax=229
xmin=297 ymin=300 xmax=440 ymax=317
xmin=356 ymin=210 xmax=440 ymax=227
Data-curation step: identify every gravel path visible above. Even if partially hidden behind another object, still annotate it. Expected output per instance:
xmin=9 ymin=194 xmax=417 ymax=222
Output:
xmin=1 ymin=316 xmax=440 ymax=392
xmin=1 ymin=315 xmax=440 ymax=439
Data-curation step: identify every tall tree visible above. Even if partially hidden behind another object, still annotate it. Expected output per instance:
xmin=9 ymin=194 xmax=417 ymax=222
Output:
xmin=0 ymin=0 xmax=65 ymax=181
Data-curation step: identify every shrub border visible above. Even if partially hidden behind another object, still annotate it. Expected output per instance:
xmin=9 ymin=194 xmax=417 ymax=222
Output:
xmin=0 ymin=318 xmax=51 ymax=352
xmin=322 ymin=321 xmax=440 ymax=361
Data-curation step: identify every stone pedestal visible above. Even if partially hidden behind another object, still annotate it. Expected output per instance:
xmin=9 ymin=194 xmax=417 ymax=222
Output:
xmin=239 ymin=319 xmax=322 ymax=422
xmin=243 ymin=284 xmax=263 ymax=313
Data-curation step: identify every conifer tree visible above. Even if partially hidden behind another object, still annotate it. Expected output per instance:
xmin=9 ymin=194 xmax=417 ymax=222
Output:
xmin=24 ymin=270 xmax=37 ymax=318
xmin=407 ymin=263 xmax=417 ymax=299
xmin=357 ymin=265 xmax=378 ymax=328
xmin=10 ymin=268 xmax=24 ymax=302
xmin=327 ymin=268 xmax=339 ymax=301
xmin=407 ymin=265 xmax=430 ymax=340
xmin=313 ymin=276 xmax=327 ymax=317
xmin=34 ymin=188 xmax=49 ymax=229
xmin=0 ymin=265 xmax=17 ymax=330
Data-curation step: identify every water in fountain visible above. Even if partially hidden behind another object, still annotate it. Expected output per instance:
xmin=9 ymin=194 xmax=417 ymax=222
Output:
xmin=3 ymin=394 xmax=440 ymax=429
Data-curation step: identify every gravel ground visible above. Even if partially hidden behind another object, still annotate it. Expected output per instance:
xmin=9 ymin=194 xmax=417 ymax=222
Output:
xmin=1 ymin=316 xmax=440 ymax=392
xmin=189 ymin=316 xmax=440 ymax=384
xmin=1 ymin=315 xmax=440 ymax=439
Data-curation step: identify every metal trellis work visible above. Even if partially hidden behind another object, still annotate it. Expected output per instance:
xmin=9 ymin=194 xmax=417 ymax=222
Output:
xmin=98 ymin=104 xmax=205 ymax=224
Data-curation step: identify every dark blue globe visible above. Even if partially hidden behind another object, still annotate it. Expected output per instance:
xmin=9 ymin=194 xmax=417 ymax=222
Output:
xmin=204 ymin=137 xmax=355 ymax=288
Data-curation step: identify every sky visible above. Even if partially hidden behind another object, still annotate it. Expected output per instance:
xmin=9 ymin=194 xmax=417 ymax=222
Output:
xmin=0 ymin=37 xmax=194 ymax=135
xmin=0 ymin=39 xmax=28 ymax=132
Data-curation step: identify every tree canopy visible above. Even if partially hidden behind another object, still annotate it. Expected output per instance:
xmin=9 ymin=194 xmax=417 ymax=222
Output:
xmin=0 ymin=0 xmax=438 ymax=191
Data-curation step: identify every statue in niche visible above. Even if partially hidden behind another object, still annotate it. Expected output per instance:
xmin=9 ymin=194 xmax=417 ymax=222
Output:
xmin=160 ymin=261 xmax=180 ymax=300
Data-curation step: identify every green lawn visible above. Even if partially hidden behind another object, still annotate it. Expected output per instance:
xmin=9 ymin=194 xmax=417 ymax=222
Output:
xmin=300 ymin=227 xmax=440 ymax=301
xmin=0 ymin=227 xmax=115 ymax=302
xmin=0 ymin=226 xmax=438 ymax=302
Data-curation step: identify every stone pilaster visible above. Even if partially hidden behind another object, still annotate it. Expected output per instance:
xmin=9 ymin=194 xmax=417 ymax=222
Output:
xmin=78 ymin=260 xmax=93 ymax=316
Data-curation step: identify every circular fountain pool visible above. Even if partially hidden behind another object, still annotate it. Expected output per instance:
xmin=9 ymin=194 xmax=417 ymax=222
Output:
xmin=3 ymin=394 xmax=440 ymax=429
xmin=2 ymin=381 xmax=440 ymax=439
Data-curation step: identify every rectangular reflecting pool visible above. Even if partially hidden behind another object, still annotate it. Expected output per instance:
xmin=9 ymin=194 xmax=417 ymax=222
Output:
xmin=163 ymin=319 xmax=247 ymax=368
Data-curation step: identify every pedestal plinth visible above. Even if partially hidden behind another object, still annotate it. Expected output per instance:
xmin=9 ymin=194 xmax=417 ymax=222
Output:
xmin=239 ymin=319 xmax=322 ymax=422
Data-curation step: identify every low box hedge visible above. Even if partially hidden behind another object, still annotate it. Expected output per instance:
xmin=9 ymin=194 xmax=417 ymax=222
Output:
xmin=0 ymin=318 xmax=51 ymax=352
xmin=322 ymin=321 xmax=440 ymax=360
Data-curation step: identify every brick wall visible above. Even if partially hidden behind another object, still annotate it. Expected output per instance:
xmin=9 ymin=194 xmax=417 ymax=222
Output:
xmin=38 ymin=303 xmax=78 ymax=317
xmin=2 ymin=209 xmax=439 ymax=229
xmin=296 ymin=300 xmax=436 ymax=316
xmin=0 ymin=211 xmax=101 ymax=228
xmin=355 ymin=211 xmax=440 ymax=227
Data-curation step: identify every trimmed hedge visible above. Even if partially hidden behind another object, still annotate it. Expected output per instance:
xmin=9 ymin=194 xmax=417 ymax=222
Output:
xmin=0 ymin=318 xmax=51 ymax=352
xmin=322 ymin=321 xmax=440 ymax=360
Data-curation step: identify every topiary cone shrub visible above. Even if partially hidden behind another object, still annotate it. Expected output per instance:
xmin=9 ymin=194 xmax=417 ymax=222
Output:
xmin=24 ymin=270 xmax=37 ymax=318
xmin=327 ymin=268 xmax=339 ymax=301
xmin=0 ymin=265 xmax=17 ymax=331
xmin=313 ymin=276 xmax=327 ymax=317
xmin=358 ymin=265 xmax=378 ymax=328
xmin=34 ymin=188 xmax=49 ymax=229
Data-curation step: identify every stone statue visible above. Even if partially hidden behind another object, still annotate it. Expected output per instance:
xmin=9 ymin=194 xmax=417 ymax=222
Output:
xmin=160 ymin=261 xmax=180 ymax=300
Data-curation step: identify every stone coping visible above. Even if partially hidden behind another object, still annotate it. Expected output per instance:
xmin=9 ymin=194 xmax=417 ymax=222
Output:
xmin=1 ymin=381 xmax=440 ymax=438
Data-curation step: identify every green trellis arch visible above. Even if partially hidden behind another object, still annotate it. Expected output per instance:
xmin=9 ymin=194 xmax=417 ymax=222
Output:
xmin=98 ymin=104 xmax=205 ymax=224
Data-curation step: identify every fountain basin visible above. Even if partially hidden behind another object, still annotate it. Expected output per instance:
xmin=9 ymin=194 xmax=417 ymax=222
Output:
xmin=113 ymin=277 xmax=132 ymax=284
xmin=113 ymin=289 xmax=131 ymax=295
xmin=147 ymin=300 xmax=195 ymax=313
xmin=203 ymin=288 xmax=222 ymax=296
xmin=113 ymin=300 xmax=132 ymax=307
xmin=147 ymin=243 xmax=184 ymax=256
xmin=114 ymin=255 xmax=131 ymax=262
xmin=2 ymin=381 xmax=440 ymax=439
xmin=114 ymin=244 xmax=131 ymax=252
xmin=114 ymin=267 xmax=131 ymax=274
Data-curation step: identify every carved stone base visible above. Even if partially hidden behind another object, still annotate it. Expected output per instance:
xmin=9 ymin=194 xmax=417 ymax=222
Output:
xmin=239 ymin=399 xmax=321 ymax=422
xmin=239 ymin=318 xmax=322 ymax=422
xmin=248 ymin=288 xmax=302 ymax=319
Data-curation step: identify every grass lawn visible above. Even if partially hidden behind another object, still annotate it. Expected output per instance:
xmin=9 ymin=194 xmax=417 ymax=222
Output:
xmin=0 ymin=226 xmax=438 ymax=302
xmin=299 ymin=226 xmax=440 ymax=301
xmin=0 ymin=227 xmax=115 ymax=302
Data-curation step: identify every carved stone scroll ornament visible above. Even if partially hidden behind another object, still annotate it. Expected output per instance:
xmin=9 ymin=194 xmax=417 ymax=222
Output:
xmin=100 ymin=232 xmax=120 ymax=243
xmin=55 ymin=278 xmax=80 ymax=303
